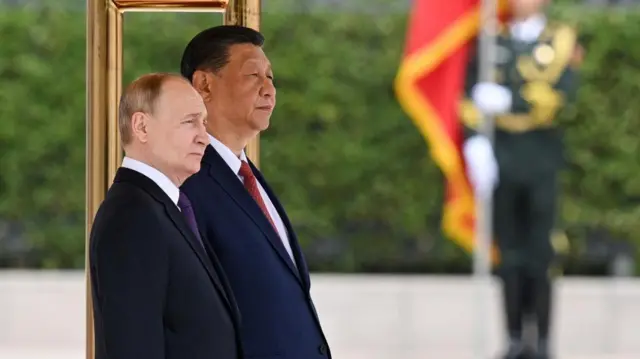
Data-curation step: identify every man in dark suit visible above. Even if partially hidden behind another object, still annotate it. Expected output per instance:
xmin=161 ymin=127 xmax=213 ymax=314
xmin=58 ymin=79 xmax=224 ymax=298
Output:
xmin=179 ymin=26 xmax=332 ymax=359
xmin=89 ymin=72 xmax=242 ymax=359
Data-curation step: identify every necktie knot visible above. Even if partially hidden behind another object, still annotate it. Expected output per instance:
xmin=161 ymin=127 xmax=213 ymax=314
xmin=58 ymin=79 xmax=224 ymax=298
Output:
xmin=178 ymin=191 xmax=192 ymax=211
xmin=177 ymin=191 xmax=203 ymax=247
xmin=238 ymin=160 xmax=253 ymax=179
xmin=238 ymin=160 xmax=278 ymax=233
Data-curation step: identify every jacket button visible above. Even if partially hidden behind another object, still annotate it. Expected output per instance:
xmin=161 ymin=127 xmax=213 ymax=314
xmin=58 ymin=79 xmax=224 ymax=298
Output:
xmin=318 ymin=343 xmax=328 ymax=355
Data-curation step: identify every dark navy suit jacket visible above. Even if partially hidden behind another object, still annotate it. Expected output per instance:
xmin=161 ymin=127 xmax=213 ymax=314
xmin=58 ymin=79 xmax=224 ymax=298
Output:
xmin=181 ymin=144 xmax=331 ymax=359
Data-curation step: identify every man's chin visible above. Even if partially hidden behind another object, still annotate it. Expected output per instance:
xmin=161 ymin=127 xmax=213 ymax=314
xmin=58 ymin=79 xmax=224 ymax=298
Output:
xmin=251 ymin=117 xmax=271 ymax=132
xmin=184 ymin=161 xmax=202 ymax=176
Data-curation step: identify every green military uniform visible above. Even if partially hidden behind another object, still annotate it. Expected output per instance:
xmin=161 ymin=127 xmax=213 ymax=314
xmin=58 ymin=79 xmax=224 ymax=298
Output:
xmin=460 ymin=20 xmax=580 ymax=358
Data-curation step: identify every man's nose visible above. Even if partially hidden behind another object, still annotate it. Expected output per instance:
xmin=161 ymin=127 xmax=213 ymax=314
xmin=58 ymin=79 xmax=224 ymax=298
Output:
xmin=196 ymin=122 xmax=209 ymax=145
xmin=260 ymin=78 xmax=276 ymax=98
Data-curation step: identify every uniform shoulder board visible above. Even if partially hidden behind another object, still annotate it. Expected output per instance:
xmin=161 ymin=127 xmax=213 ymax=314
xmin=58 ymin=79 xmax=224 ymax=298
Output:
xmin=542 ymin=23 xmax=578 ymax=82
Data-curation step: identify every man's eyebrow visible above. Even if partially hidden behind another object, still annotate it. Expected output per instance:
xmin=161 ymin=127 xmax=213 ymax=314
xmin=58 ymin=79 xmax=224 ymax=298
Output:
xmin=242 ymin=59 xmax=272 ymax=70
xmin=242 ymin=59 xmax=260 ymax=66
xmin=183 ymin=112 xmax=203 ymax=119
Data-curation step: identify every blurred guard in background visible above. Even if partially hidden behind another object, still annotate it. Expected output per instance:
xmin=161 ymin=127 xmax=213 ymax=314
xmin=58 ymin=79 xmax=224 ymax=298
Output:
xmin=458 ymin=0 xmax=583 ymax=358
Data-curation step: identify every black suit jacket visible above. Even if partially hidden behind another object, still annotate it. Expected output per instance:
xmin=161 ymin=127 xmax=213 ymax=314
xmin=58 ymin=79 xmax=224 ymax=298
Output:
xmin=89 ymin=167 xmax=242 ymax=359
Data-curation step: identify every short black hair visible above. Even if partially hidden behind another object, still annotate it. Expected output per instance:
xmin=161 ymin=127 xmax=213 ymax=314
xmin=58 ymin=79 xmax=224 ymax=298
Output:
xmin=180 ymin=25 xmax=265 ymax=81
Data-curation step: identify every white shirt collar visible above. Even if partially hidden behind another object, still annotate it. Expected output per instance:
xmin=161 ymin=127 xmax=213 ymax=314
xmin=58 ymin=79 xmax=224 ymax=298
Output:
xmin=510 ymin=14 xmax=546 ymax=43
xmin=208 ymin=134 xmax=247 ymax=175
xmin=121 ymin=156 xmax=180 ymax=206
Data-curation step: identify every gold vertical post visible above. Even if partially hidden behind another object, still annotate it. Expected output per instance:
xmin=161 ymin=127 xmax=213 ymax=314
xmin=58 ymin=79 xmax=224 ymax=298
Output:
xmin=107 ymin=5 xmax=124 ymax=180
xmin=86 ymin=1 xmax=123 ymax=358
xmin=224 ymin=0 xmax=261 ymax=167
xmin=86 ymin=1 xmax=108 ymax=358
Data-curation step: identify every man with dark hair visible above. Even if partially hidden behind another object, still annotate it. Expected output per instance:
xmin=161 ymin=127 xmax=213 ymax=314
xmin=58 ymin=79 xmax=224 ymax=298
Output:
xmin=180 ymin=25 xmax=265 ymax=81
xmin=180 ymin=25 xmax=332 ymax=359
xmin=90 ymin=73 xmax=242 ymax=359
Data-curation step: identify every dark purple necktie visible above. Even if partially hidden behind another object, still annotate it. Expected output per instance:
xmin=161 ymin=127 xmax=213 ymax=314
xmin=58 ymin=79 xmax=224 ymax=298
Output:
xmin=178 ymin=191 xmax=204 ymax=247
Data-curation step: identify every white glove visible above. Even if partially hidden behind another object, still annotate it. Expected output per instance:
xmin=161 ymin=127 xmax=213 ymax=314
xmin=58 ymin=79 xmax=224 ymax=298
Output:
xmin=463 ymin=135 xmax=499 ymax=197
xmin=471 ymin=82 xmax=512 ymax=115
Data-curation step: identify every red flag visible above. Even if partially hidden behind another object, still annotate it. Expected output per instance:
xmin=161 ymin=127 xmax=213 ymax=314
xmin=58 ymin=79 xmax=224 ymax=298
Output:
xmin=395 ymin=0 xmax=509 ymax=262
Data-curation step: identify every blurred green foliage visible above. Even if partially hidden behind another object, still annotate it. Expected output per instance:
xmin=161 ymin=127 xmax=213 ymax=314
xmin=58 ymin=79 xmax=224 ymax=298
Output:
xmin=0 ymin=2 xmax=637 ymax=273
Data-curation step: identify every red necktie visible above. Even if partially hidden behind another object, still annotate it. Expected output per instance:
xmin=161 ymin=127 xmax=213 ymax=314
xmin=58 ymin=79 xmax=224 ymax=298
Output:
xmin=239 ymin=161 xmax=277 ymax=232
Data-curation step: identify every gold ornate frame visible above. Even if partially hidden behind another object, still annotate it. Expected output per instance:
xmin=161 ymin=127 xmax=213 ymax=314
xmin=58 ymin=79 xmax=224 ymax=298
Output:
xmin=86 ymin=1 xmax=261 ymax=357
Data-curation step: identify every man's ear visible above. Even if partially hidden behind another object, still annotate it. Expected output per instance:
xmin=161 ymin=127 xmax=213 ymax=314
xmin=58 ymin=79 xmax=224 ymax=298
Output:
xmin=130 ymin=111 xmax=150 ymax=143
xmin=191 ymin=70 xmax=214 ymax=102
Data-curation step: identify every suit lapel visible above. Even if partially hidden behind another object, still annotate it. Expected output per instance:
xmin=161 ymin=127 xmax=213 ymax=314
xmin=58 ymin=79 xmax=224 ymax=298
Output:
xmin=163 ymin=202 xmax=236 ymax=311
xmin=114 ymin=168 xmax=235 ymax=314
xmin=202 ymin=146 xmax=303 ymax=285
xmin=249 ymin=160 xmax=311 ymax=290
xmin=202 ymin=239 xmax=242 ymax=321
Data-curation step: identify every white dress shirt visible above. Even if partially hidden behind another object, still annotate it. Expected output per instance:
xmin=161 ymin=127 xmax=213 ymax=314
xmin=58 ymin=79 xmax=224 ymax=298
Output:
xmin=122 ymin=156 xmax=180 ymax=207
xmin=510 ymin=14 xmax=546 ymax=43
xmin=208 ymin=134 xmax=296 ymax=264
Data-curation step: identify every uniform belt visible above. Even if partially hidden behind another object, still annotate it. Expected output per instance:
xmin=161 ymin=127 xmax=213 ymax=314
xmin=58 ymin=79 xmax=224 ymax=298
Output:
xmin=495 ymin=113 xmax=555 ymax=133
